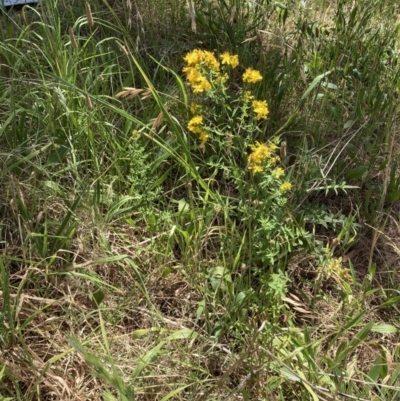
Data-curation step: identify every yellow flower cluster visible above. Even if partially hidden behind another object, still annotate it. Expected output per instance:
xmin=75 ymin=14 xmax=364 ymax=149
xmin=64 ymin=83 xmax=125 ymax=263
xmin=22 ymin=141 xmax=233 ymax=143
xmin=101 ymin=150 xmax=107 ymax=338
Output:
xmin=183 ymin=67 xmax=212 ymax=93
xmin=242 ymin=68 xmax=263 ymax=84
xmin=248 ymin=142 xmax=278 ymax=174
xmin=243 ymin=92 xmax=269 ymax=121
xmin=280 ymin=182 xmax=292 ymax=192
xmin=220 ymin=52 xmax=239 ymax=68
xmin=248 ymin=143 xmax=291 ymax=192
xmin=187 ymin=115 xmax=209 ymax=142
xmin=184 ymin=49 xmax=270 ymax=146
xmin=183 ymin=50 xmax=239 ymax=93
xmin=184 ymin=49 xmax=221 ymax=71
xmin=252 ymin=100 xmax=269 ymax=120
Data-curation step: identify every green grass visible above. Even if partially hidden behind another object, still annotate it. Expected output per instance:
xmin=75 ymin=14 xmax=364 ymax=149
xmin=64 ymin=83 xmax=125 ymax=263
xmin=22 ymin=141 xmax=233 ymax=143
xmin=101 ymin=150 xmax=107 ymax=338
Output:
xmin=1 ymin=0 xmax=400 ymax=400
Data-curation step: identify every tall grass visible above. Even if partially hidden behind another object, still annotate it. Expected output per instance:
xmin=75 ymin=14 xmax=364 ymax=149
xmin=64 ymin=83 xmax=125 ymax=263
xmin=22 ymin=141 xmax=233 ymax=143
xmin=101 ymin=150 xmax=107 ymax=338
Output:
xmin=1 ymin=0 xmax=400 ymax=400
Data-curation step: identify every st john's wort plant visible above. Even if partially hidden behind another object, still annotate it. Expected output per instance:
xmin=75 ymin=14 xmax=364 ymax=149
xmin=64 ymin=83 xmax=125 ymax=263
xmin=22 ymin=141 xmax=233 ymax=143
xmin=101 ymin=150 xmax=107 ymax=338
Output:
xmin=182 ymin=49 xmax=309 ymax=268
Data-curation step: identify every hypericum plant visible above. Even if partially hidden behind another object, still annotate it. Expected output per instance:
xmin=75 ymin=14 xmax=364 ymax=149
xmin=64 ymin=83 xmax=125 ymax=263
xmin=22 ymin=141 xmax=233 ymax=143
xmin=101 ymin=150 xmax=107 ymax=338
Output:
xmin=183 ymin=49 xmax=268 ymax=152
xmin=182 ymin=49 xmax=308 ymax=267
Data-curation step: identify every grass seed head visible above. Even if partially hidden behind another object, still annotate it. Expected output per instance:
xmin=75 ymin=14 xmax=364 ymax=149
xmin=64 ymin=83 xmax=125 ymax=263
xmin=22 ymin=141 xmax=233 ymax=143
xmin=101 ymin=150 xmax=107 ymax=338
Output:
xmin=85 ymin=2 xmax=94 ymax=27
xmin=68 ymin=27 xmax=77 ymax=49
xmin=115 ymin=88 xmax=144 ymax=99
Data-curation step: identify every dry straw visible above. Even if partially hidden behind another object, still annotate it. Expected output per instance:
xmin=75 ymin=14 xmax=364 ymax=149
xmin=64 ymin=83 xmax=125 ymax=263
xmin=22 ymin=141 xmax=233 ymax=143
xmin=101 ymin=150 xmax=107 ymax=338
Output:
xmin=152 ymin=112 xmax=164 ymax=130
xmin=187 ymin=0 xmax=196 ymax=33
xmin=116 ymin=41 xmax=129 ymax=56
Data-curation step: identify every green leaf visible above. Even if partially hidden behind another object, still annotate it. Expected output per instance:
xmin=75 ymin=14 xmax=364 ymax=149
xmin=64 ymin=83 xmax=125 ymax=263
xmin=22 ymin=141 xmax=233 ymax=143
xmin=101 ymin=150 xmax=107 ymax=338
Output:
xmin=0 ymin=113 xmax=15 ymax=138
xmin=177 ymin=198 xmax=190 ymax=214
xmin=105 ymin=196 xmax=140 ymax=223
xmin=336 ymin=321 xmax=374 ymax=365
xmin=328 ymin=311 xmax=365 ymax=349
xmin=296 ymin=369 xmax=319 ymax=401
xmin=131 ymin=329 xmax=198 ymax=380
xmin=344 ymin=120 xmax=356 ymax=129
xmin=321 ymin=82 xmax=338 ymax=90
xmin=159 ymin=384 xmax=194 ymax=401
xmin=46 ymin=145 xmax=70 ymax=166
xmin=102 ymin=391 xmax=118 ymax=401
xmin=196 ymin=300 xmax=205 ymax=323
xmin=300 ymin=70 xmax=332 ymax=105
xmin=0 ymin=365 xmax=7 ymax=381
xmin=389 ymin=189 xmax=400 ymax=202
xmin=368 ymin=263 xmax=377 ymax=277
xmin=165 ymin=328 xmax=198 ymax=341
xmin=345 ymin=165 xmax=368 ymax=181
xmin=43 ymin=180 xmax=62 ymax=194
xmin=52 ymin=271 xmax=121 ymax=292
xmin=162 ymin=266 xmax=173 ymax=278
xmin=89 ymin=288 xmax=105 ymax=309
xmin=377 ymin=296 xmax=400 ymax=308
xmin=368 ymin=351 xmax=388 ymax=383
xmin=131 ymin=328 xmax=165 ymax=339
xmin=380 ymin=349 xmax=389 ymax=378
xmin=209 ymin=266 xmax=231 ymax=291
xmin=351 ymin=321 xmax=375 ymax=344
xmin=371 ymin=324 xmax=398 ymax=334
xmin=235 ymin=291 xmax=246 ymax=307
xmin=336 ymin=340 xmax=348 ymax=360
xmin=280 ymin=367 xmax=300 ymax=382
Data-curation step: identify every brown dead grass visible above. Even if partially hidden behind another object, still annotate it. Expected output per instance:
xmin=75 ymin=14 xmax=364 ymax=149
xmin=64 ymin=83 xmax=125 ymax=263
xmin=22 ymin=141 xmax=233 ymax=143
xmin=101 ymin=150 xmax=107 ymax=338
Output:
xmin=4 ymin=240 xmax=396 ymax=401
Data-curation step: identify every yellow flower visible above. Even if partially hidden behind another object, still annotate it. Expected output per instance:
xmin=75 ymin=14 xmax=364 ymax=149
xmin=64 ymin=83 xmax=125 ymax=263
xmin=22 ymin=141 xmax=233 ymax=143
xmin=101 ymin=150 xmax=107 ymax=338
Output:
xmin=183 ymin=66 xmax=212 ymax=92
xmin=247 ymin=142 xmax=283 ymax=174
xmin=242 ymin=68 xmax=263 ymax=84
xmin=252 ymin=100 xmax=269 ymax=120
xmin=183 ymin=50 xmax=221 ymax=92
xmin=192 ymin=76 xmax=211 ymax=92
xmin=189 ymin=115 xmax=203 ymax=125
xmin=280 ymin=182 xmax=292 ymax=192
xmin=184 ymin=49 xmax=203 ymax=66
xmin=248 ymin=142 xmax=272 ymax=174
xmin=187 ymin=114 xmax=209 ymax=142
xmin=184 ymin=49 xmax=220 ymax=72
xmin=190 ymin=102 xmax=201 ymax=114
xmin=188 ymin=115 xmax=203 ymax=133
xmin=199 ymin=130 xmax=209 ymax=142
xmin=202 ymin=50 xmax=220 ymax=72
xmin=248 ymin=164 xmax=264 ymax=174
xmin=220 ymin=52 xmax=239 ymax=68
xmin=272 ymin=167 xmax=285 ymax=179
xmin=183 ymin=66 xmax=202 ymax=84
xmin=249 ymin=142 xmax=271 ymax=161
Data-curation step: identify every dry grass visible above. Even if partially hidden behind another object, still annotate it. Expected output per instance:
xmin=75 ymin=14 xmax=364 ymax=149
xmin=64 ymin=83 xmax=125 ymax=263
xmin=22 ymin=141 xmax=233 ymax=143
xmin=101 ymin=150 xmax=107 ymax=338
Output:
xmin=3 ymin=210 xmax=400 ymax=399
